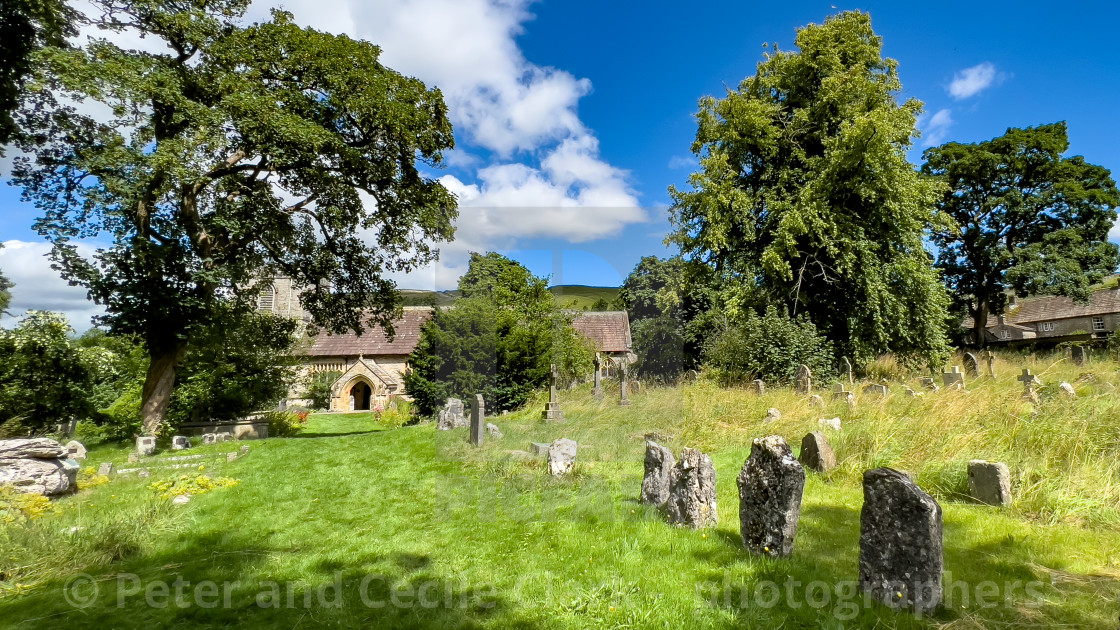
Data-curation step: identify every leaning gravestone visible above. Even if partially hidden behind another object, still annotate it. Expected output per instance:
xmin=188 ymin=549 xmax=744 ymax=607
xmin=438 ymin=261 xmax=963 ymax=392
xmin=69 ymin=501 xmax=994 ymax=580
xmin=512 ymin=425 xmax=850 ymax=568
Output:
xmin=859 ymin=468 xmax=943 ymax=614
xmin=840 ymin=356 xmax=854 ymax=384
xmin=919 ymin=377 xmax=939 ymax=392
xmin=968 ymin=460 xmax=1012 ymax=506
xmin=438 ymin=397 xmax=467 ymax=430
xmin=65 ymin=441 xmax=87 ymax=461
xmin=963 ymin=352 xmax=979 ymax=378
xmin=794 ymin=365 xmax=812 ymax=394
xmin=665 ymin=448 xmax=717 ymax=528
xmin=750 ymin=379 xmax=765 ymax=395
xmin=737 ymin=436 xmax=805 ymax=557
xmin=1071 ymin=345 xmax=1090 ymax=366
xmin=547 ymin=438 xmax=577 ymax=476
xmin=799 ymin=432 xmax=837 ymax=473
xmin=136 ymin=436 xmax=156 ymax=456
xmin=641 ymin=441 xmax=675 ymax=506
xmin=0 ymin=438 xmax=79 ymax=496
xmin=469 ymin=394 xmax=485 ymax=447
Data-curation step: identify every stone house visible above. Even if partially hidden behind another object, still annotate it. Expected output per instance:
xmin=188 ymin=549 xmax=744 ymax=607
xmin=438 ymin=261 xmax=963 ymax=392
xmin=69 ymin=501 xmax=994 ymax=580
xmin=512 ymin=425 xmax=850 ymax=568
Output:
xmin=964 ymin=287 xmax=1120 ymax=346
xmin=260 ymin=278 xmax=636 ymax=410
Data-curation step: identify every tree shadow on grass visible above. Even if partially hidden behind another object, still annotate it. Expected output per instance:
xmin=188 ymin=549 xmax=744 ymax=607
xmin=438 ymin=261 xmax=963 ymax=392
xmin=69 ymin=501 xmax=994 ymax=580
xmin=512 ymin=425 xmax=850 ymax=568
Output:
xmin=292 ymin=430 xmax=385 ymax=439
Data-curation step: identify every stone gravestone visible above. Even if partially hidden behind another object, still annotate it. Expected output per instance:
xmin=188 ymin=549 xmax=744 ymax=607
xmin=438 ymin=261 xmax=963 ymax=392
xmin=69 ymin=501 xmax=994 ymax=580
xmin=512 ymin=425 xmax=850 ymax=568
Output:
xmin=750 ymin=379 xmax=765 ymax=395
xmin=840 ymin=356 xmax=854 ymax=384
xmin=984 ymin=350 xmax=996 ymax=378
xmin=485 ymin=423 xmax=503 ymax=439
xmin=1071 ymin=346 xmax=1090 ymax=366
xmin=541 ymin=364 xmax=565 ymax=421
xmin=136 ymin=436 xmax=156 ymax=456
xmin=963 ymin=352 xmax=979 ymax=378
xmin=941 ymin=366 xmax=965 ymax=390
xmin=919 ymin=377 xmax=940 ymax=392
xmin=967 ymin=460 xmax=1012 ymax=506
xmin=831 ymin=383 xmax=851 ymax=401
xmin=547 ymin=438 xmax=577 ymax=476
xmin=65 ymin=441 xmax=86 ymax=461
xmin=97 ymin=461 xmax=113 ymax=476
xmin=799 ymin=432 xmax=837 ymax=473
xmin=859 ymin=468 xmax=943 ymax=614
xmin=171 ymin=436 xmax=191 ymax=451
xmin=665 ymin=448 xmax=717 ymax=528
xmin=808 ymin=394 xmax=824 ymax=408
xmin=438 ymin=397 xmax=467 ymax=431
xmin=201 ymin=433 xmax=218 ymax=445
xmin=794 ymin=365 xmax=812 ymax=394
xmin=640 ymin=441 xmax=675 ymax=506
xmin=1017 ymin=368 xmax=1042 ymax=401
xmin=737 ymin=436 xmax=805 ymax=557
xmin=469 ymin=394 xmax=485 ymax=447
xmin=593 ymin=353 xmax=603 ymax=399
xmin=619 ymin=362 xmax=632 ymax=407
xmin=863 ymin=384 xmax=889 ymax=398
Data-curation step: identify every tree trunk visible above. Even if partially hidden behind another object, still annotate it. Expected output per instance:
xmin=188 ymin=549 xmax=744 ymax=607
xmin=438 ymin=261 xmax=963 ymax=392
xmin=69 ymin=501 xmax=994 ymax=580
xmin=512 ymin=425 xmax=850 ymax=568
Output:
xmin=140 ymin=342 xmax=187 ymax=436
xmin=972 ymin=301 xmax=989 ymax=349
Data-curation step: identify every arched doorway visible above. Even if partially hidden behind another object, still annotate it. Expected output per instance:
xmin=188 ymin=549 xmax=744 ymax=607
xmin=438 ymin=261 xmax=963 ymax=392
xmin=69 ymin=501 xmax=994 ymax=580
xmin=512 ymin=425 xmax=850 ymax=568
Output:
xmin=348 ymin=381 xmax=372 ymax=411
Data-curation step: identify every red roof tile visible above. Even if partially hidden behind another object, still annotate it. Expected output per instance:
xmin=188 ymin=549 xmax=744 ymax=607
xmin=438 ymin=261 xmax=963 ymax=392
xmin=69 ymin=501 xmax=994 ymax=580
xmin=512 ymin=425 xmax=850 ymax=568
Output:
xmin=570 ymin=311 xmax=632 ymax=353
xmin=306 ymin=308 xmax=432 ymax=357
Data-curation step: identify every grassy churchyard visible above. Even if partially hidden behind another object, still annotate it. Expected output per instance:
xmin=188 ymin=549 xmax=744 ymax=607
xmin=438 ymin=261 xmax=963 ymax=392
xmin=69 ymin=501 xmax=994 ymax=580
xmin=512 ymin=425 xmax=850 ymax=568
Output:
xmin=3 ymin=352 xmax=1120 ymax=629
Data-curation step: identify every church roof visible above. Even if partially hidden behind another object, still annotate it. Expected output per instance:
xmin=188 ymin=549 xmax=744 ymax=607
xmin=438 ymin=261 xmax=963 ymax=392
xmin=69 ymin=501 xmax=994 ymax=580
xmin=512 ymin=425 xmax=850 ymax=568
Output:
xmin=305 ymin=308 xmax=433 ymax=357
xmin=570 ymin=311 xmax=632 ymax=353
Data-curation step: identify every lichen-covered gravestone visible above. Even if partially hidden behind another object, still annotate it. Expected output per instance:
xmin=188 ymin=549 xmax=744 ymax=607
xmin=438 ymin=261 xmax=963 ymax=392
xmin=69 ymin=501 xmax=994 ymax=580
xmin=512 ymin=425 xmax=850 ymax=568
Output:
xmin=547 ymin=438 xmax=577 ymax=476
xmin=136 ymin=436 xmax=156 ymax=456
xmin=438 ymin=397 xmax=467 ymax=430
xmin=963 ymin=352 xmax=979 ymax=378
xmin=799 ymin=432 xmax=837 ymax=473
xmin=65 ymin=441 xmax=86 ymax=461
xmin=171 ymin=436 xmax=191 ymax=450
xmin=794 ymin=365 xmax=812 ymax=394
xmin=469 ymin=394 xmax=485 ymax=447
xmin=640 ymin=441 xmax=675 ymax=506
xmin=859 ymin=468 xmax=943 ymax=614
xmin=665 ymin=448 xmax=717 ymax=528
xmin=737 ymin=436 xmax=805 ymax=557
xmin=967 ymin=460 xmax=1012 ymax=506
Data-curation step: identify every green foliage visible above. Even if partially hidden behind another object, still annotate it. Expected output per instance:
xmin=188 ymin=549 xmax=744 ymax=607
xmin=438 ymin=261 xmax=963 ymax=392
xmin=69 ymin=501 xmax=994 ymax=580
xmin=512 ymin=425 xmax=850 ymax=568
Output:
xmin=0 ymin=0 xmax=76 ymax=147
xmin=405 ymin=253 xmax=594 ymax=416
xmin=668 ymin=11 xmax=950 ymax=366
xmin=305 ymin=370 xmax=342 ymax=411
xmin=702 ymin=306 xmax=835 ymax=386
xmin=630 ymin=316 xmax=686 ymax=381
xmin=0 ymin=243 xmax=12 ymax=314
xmin=13 ymin=1 xmax=458 ymax=433
xmin=0 ymin=311 xmax=96 ymax=433
xmin=922 ymin=122 xmax=1120 ymax=346
xmin=263 ymin=409 xmax=308 ymax=438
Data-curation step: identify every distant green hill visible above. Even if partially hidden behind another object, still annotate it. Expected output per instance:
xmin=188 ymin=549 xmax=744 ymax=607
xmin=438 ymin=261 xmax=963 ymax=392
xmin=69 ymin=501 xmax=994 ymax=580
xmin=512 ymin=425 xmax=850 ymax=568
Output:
xmin=397 ymin=285 xmax=621 ymax=310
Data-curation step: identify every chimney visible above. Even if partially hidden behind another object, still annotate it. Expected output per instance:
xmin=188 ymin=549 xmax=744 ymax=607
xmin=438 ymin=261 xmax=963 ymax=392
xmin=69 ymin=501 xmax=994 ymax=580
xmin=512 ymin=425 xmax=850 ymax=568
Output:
xmin=997 ymin=314 xmax=1006 ymax=327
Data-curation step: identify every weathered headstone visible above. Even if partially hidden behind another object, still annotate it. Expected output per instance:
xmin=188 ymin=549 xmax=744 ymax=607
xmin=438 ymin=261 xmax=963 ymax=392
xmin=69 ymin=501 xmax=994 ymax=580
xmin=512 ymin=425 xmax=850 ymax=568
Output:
xmin=794 ymin=365 xmax=812 ymax=394
xmin=1071 ymin=345 xmax=1090 ymax=366
xmin=750 ymin=379 xmax=765 ymax=395
xmin=593 ymin=353 xmax=603 ymax=399
xmin=665 ymin=448 xmax=717 ymax=528
xmin=686 ymin=369 xmax=699 ymax=384
xmin=65 ymin=441 xmax=87 ymax=461
xmin=127 ymin=452 xmax=139 ymax=463
xmin=1059 ymin=381 xmax=1076 ymax=397
xmin=840 ymin=356 xmax=854 ymax=384
xmin=542 ymin=363 xmax=565 ymax=421
xmin=799 ymin=432 xmax=837 ymax=473
xmin=984 ymin=350 xmax=996 ymax=378
xmin=201 ymin=433 xmax=217 ymax=445
xmin=808 ymin=394 xmax=825 ymax=408
xmin=97 ymin=461 xmax=113 ymax=476
xmin=619 ymin=362 xmax=632 ymax=407
xmin=216 ymin=432 xmax=233 ymax=443
xmin=831 ymin=383 xmax=851 ymax=401
xmin=967 ymin=460 xmax=1012 ymax=506
xmin=863 ymin=384 xmax=889 ymax=397
xmin=0 ymin=438 xmax=79 ymax=496
xmin=904 ymin=387 xmax=920 ymax=397
xmin=136 ymin=436 xmax=156 ymax=456
xmin=486 ymin=423 xmax=503 ymax=438
xmin=764 ymin=407 xmax=782 ymax=422
xmin=546 ymin=438 xmax=577 ymax=476
xmin=437 ymin=397 xmax=467 ymax=430
xmin=818 ymin=417 xmax=842 ymax=431
xmin=963 ymin=352 xmax=979 ymax=378
xmin=941 ymin=366 xmax=965 ymax=390
xmin=469 ymin=394 xmax=485 ymax=447
xmin=226 ymin=452 xmax=239 ymax=463
xmin=859 ymin=468 xmax=943 ymax=614
xmin=738 ymin=436 xmax=805 ymax=557
xmin=641 ymin=440 xmax=675 ymax=506
xmin=171 ymin=436 xmax=191 ymax=451
xmin=1017 ymin=368 xmax=1041 ymax=400
xmin=919 ymin=377 xmax=940 ymax=392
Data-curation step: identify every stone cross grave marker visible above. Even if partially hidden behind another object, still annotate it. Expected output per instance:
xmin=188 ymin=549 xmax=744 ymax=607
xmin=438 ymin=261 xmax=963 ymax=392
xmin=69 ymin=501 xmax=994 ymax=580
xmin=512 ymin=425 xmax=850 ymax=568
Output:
xmin=941 ymin=366 xmax=965 ymax=390
xmin=619 ymin=362 xmax=632 ymax=407
xmin=593 ymin=353 xmax=603 ymax=399
xmin=737 ymin=436 xmax=805 ymax=557
xmin=984 ymin=350 xmax=996 ymax=378
xmin=795 ymin=365 xmax=812 ymax=394
xmin=1017 ymin=369 xmax=1041 ymax=398
xmin=963 ymin=352 xmax=979 ymax=378
xmin=542 ymin=363 xmax=565 ymax=421
xmin=840 ymin=356 xmax=853 ymax=384
xmin=469 ymin=394 xmax=485 ymax=447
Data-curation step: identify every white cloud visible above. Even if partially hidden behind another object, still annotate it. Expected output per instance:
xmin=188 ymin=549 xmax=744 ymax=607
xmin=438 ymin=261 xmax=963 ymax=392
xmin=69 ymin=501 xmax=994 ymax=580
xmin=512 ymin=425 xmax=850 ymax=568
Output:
xmin=948 ymin=62 xmax=999 ymax=100
xmin=921 ymin=108 xmax=954 ymax=147
xmin=0 ymin=240 xmax=104 ymax=332
xmin=667 ymin=155 xmax=696 ymax=170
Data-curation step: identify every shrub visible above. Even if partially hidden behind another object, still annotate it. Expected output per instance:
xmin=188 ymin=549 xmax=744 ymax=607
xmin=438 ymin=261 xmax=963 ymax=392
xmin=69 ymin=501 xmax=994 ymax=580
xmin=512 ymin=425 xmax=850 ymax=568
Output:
xmin=305 ymin=370 xmax=341 ymax=410
xmin=631 ymin=316 xmax=686 ymax=382
xmin=264 ymin=409 xmax=308 ymax=437
xmin=702 ymin=306 xmax=835 ymax=386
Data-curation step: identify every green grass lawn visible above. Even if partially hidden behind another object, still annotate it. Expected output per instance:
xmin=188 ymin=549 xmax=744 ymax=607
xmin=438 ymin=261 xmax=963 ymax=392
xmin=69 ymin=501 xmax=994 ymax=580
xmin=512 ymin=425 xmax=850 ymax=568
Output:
xmin=3 ymin=356 xmax=1120 ymax=628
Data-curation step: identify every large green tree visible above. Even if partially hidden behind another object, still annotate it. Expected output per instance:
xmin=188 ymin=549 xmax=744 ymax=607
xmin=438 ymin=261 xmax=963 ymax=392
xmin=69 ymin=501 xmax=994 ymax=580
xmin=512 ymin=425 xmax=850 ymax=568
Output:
xmin=668 ymin=11 xmax=950 ymax=366
xmin=922 ymin=122 xmax=1120 ymax=346
xmin=0 ymin=243 xmax=12 ymax=314
xmin=13 ymin=1 xmax=458 ymax=434
xmin=0 ymin=0 xmax=76 ymax=147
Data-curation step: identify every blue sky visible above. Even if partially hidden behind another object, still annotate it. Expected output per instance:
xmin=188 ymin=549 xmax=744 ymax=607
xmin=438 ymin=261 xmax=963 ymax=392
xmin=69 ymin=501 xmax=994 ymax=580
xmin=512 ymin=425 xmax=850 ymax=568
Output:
xmin=3 ymin=1 xmax=1119 ymax=328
